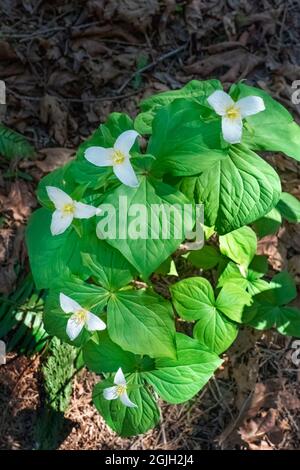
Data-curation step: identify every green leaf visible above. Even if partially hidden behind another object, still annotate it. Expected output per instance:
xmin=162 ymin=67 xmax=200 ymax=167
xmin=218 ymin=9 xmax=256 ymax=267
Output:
xmin=195 ymin=144 xmax=281 ymax=234
xmin=135 ymin=79 xmax=222 ymax=134
xmin=171 ymin=277 xmax=215 ymax=321
xmin=230 ymin=83 xmax=300 ymax=162
xmin=26 ymin=208 xmax=84 ymax=289
xmin=277 ymin=192 xmax=300 ymax=223
xmin=247 ymin=272 xmax=299 ymax=334
xmin=93 ymin=374 xmax=160 ymax=437
xmin=193 ymin=311 xmax=238 ymax=355
xmin=37 ymin=163 xmax=77 ymax=208
xmin=219 ymin=226 xmax=257 ymax=267
xmin=143 ymin=333 xmax=222 ymax=404
xmin=147 ymin=99 xmax=227 ymax=177
xmin=44 ymin=276 xmax=109 ymax=346
xmin=217 ymin=255 xmax=268 ymax=295
xmin=81 ymin=237 xmax=135 ymax=291
xmin=266 ymin=271 xmax=297 ymax=306
xmin=83 ymin=330 xmax=141 ymax=374
xmin=171 ymin=277 xmax=238 ymax=354
xmin=107 ymin=289 xmax=176 ymax=359
xmin=215 ymin=282 xmax=252 ymax=323
xmin=253 ymin=207 xmax=282 ymax=238
xmin=100 ymin=177 xmax=190 ymax=278
xmin=248 ymin=255 xmax=268 ymax=280
xmin=188 ymin=245 xmax=222 ymax=270
xmin=276 ymin=307 xmax=300 ymax=337
xmin=0 ymin=123 xmax=34 ymax=159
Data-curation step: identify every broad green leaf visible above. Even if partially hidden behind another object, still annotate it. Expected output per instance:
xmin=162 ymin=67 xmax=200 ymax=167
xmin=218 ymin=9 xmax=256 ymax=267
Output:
xmin=188 ymin=245 xmax=222 ymax=270
xmin=143 ymin=333 xmax=222 ymax=404
xmin=217 ymin=257 xmax=269 ymax=295
xmin=195 ymin=144 xmax=281 ymax=234
xmin=99 ymin=177 xmax=190 ymax=278
xmin=193 ymin=310 xmax=238 ymax=355
xmin=266 ymin=271 xmax=297 ymax=306
xmin=253 ymin=207 xmax=282 ymax=238
xmin=276 ymin=307 xmax=300 ymax=337
xmin=230 ymin=83 xmax=300 ymax=162
xmin=81 ymin=237 xmax=135 ymax=291
xmin=107 ymin=289 xmax=176 ymax=359
xmin=26 ymin=208 xmax=84 ymax=289
xmin=247 ymin=272 xmax=299 ymax=334
xmin=37 ymin=162 xmax=77 ymax=208
xmin=83 ymin=330 xmax=153 ymax=374
xmin=135 ymin=79 xmax=222 ymax=134
xmin=171 ymin=277 xmax=238 ymax=354
xmin=219 ymin=226 xmax=257 ymax=267
xmin=247 ymin=255 xmax=268 ymax=280
xmin=93 ymin=374 xmax=160 ymax=437
xmin=215 ymin=282 xmax=252 ymax=323
xmin=277 ymin=192 xmax=300 ymax=223
xmin=44 ymin=276 xmax=109 ymax=346
xmin=171 ymin=277 xmax=215 ymax=321
xmin=148 ymin=99 xmax=227 ymax=177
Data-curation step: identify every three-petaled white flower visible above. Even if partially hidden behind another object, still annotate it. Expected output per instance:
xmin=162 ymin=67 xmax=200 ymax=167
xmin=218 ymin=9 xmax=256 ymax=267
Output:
xmin=207 ymin=90 xmax=265 ymax=144
xmin=84 ymin=130 xmax=139 ymax=188
xmin=60 ymin=293 xmax=106 ymax=341
xmin=103 ymin=367 xmax=137 ymax=408
xmin=46 ymin=186 xmax=101 ymax=236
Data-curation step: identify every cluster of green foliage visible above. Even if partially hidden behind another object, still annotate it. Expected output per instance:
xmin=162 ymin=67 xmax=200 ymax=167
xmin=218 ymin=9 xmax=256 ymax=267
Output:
xmin=26 ymin=80 xmax=300 ymax=437
xmin=0 ymin=276 xmax=48 ymax=355
xmin=0 ymin=124 xmax=34 ymax=159
xmin=35 ymin=337 xmax=77 ymax=450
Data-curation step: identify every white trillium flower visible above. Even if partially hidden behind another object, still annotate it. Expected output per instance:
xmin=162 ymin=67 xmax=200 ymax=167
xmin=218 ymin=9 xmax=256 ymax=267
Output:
xmin=46 ymin=186 xmax=101 ymax=236
xmin=103 ymin=367 xmax=137 ymax=408
xmin=207 ymin=90 xmax=265 ymax=144
xmin=84 ymin=130 xmax=139 ymax=188
xmin=60 ymin=293 xmax=106 ymax=341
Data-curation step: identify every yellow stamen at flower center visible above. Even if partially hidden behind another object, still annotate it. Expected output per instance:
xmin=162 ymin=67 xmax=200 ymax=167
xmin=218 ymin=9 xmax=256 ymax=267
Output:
xmin=116 ymin=384 xmax=127 ymax=396
xmin=112 ymin=149 xmax=126 ymax=165
xmin=62 ymin=203 xmax=75 ymax=215
xmin=225 ymin=105 xmax=240 ymax=120
xmin=74 ymin=308 xmax=88 ymax=324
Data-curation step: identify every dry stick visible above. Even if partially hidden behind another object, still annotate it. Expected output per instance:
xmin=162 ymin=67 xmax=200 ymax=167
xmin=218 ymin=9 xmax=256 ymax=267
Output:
xmin=7 ymin=87 xmax=140 ymax=103
xmin=117 ymin=43 xmax=188 ymax=95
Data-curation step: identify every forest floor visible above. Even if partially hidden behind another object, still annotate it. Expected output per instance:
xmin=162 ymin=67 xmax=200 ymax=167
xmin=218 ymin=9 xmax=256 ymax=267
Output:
xmin=1 ymin=0 xmax=300 ymax=450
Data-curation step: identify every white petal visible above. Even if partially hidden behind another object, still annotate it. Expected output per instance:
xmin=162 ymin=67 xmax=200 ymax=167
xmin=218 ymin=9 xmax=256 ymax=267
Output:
xmin=46 ymin=186 xmax=72 ymax=210
xmin=50 ymin=210 xmax=73 ymax=235
xmin=60 ymin=293 xmax=82 ymax=313
xmin=207 ymin=90 xmax=234 ymax=116
xmin=103 ymin=386 xmax=118 ymax=401
xmin=85 ymin=311 xmax=106 ymax=332
xmin=114 ymin=367 xmax=126 ymax=386
xmin=237 ymin=96 xmax=265 ymax=118
xmin=74 ymin=202 xmax=100 ymax=219
xmin=114 ymin=130 xmax=139 ymax=155
xmin=222 ymin=116 xmax=243 ymax=144
xmin=120 ymin=391 xmax=137 ymax=408
xmin=113 ymin=160 xmax=139 ymax=188
xmin=84 ymin=146 xmax=114 ymax=167
xmin=66 ymin=316 xmax=84 ymax=341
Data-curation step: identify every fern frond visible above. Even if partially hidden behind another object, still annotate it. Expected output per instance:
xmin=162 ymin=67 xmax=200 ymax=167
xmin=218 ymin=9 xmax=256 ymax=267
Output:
xmin=0 ymin=123 xmax=34 ymax=159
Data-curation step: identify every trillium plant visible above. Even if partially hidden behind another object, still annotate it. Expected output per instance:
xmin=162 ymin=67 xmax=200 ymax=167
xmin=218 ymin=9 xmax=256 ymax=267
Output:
xmin=26 ymin=80 xmax=300 ymax=437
